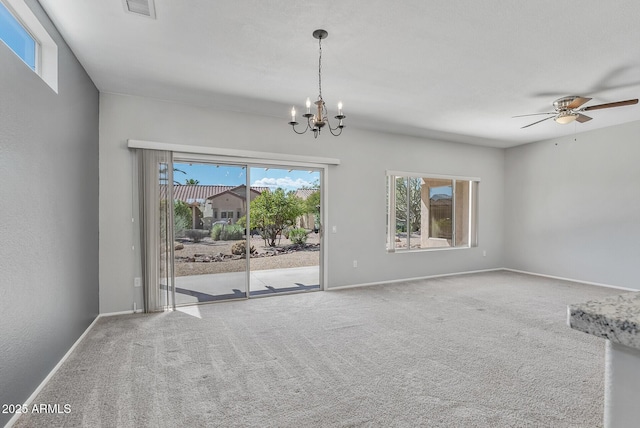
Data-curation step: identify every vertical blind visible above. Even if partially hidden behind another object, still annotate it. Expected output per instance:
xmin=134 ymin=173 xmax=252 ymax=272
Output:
xmin=138 ymin=149 xmax=174 ymax=312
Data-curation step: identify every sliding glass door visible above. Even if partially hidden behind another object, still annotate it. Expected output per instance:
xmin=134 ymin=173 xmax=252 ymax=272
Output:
xmin=247 ymin=166 xmax=321 ymax=297
xmin=171 ymin=161 xmax=249 ymax=304
xmin=137 ymin=152 xmax=325 ymax=309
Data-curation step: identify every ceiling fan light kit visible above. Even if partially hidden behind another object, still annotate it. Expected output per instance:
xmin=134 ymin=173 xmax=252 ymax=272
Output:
xmin=288 ymin=29 xmax=345 ymax=138
xmin=554 ymin=112 xmax=578 ymax=125
xmin=516 ymin=95 xmax=638 ymax=129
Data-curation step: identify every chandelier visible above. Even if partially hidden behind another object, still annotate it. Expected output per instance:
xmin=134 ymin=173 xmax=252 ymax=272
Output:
xmin=288 ymin=29 xmax=345 ymax=138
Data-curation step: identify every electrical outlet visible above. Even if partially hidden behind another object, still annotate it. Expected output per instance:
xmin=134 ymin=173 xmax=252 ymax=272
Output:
xmin=483 ymin=250 xmax=487 ymax=257
xmin=332 ymin=226 xmax=337 ymax=233
xmin=134 ymin=277 xmax=142 ymax=287
xmin=353 ymin=260 xmax=358 ymax=268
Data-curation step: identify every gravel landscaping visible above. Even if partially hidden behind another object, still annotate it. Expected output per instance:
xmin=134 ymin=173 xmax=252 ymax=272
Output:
xmin=173 ymin=233 xmax=320 ymax=276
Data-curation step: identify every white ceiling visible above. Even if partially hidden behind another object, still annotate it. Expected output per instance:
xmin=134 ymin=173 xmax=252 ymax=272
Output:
xmin=38 ymin=0 xmax=640 ymax=148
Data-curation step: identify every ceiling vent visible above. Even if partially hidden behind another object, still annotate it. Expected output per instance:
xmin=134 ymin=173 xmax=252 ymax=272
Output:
xmin=123 ymin=0 xmax=156 ymax=19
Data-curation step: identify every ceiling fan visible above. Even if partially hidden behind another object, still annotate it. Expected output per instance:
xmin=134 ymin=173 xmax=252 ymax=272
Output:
xmin=514 ymin=96 xmax=638 ymax=129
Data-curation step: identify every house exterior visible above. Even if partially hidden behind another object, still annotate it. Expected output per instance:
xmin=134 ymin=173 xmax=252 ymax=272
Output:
xmin=172 ymin=184 xmax=267 ymax=229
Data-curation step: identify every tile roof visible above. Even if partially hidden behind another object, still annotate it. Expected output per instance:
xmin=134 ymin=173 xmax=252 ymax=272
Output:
xmin=170 ymin=185 xmax=269 ymax=204
xmin=294 ymin=188 xmax=319 ymax=200
xmin=165 ymin=185 xmax=317 ymax=204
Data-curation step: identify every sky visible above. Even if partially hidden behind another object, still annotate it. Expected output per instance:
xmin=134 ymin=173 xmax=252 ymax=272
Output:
xmin=0 ymin=2 xmax=36 ymax=70
xmin=174 ymin=162 xmax=320 ymax=190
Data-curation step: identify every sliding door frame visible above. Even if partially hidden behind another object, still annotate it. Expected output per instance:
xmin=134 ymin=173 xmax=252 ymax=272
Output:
xmin=173 ymin=152 xmax=329 ymax=294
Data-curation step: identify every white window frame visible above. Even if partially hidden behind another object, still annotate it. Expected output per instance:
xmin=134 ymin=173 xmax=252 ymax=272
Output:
xmin=1 ymin=0 xmax=58 ymax=92
xmin=386 ymin=170 xmax=480 ymax=253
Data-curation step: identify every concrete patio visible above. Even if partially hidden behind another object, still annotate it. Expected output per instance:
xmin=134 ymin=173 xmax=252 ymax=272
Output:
xmin=172 ymin=265 xmax=320 ymax=305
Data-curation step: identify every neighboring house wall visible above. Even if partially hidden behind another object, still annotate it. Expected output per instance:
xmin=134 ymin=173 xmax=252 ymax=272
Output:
xmin=0 ymin=0 xmax=99 ymax=425
xmin=99 ymin=93 xmax=505 ymax=312
xmin=504 ymin=120 xmax=640 ymax=290
xmin=295 ymin=188 xmax=318 ymax=230
xmin=297 ymin=212 xmax=316 ymax=230
xmin=209 ymin=191 xmax=246 ymax=224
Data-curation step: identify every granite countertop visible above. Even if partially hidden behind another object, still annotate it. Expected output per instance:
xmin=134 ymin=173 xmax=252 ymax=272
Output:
xmin=568 ymin=292 xmax=640 ymax=351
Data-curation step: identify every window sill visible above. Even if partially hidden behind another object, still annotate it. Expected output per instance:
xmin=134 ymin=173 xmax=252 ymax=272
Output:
xmin=387 ymin=245 xmax=471 ymax=254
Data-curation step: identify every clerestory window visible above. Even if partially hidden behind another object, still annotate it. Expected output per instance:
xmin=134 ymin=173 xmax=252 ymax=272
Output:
xmin=0 ymin=0 xmax=36 ymax=70
xmin=0 ymin=0 xmax=58 ymax=92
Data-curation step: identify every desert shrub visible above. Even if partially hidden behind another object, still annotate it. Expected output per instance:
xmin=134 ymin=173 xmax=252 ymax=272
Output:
xmin=212 ymin=223 xmax=244 ymax=241
xmin=185 ymin=229 xmax=209 ymax=243
xmin=174 ymin=215 xmax=189 ymax=238
xmin=231 ymin=241 xmax=255 ymax=256
xmin=288 ymin=227 xmax=308 ymax=245
xmin=221 ymin=224 xmax=244 ymax=241
xmin=211 ymin=224 xmax=223 ymax=241
xmin=174 ymin=200 xmax=192 ymax=238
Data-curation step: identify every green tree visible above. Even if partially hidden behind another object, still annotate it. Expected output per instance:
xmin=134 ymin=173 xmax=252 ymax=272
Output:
xmin=300 ymin=180 xmax=321 ymax=229
xmin=250 ymin=188 xmax=305 ymax=247
xmin=184 ymin=178 xmax=199 ymax=185
xmin=395 ymin=177 xmax=422 ymax=232
xmin=304 ymin=190 xmax=320 ymax=214
xmin=304 ymin=189 xmax=321 ymax=230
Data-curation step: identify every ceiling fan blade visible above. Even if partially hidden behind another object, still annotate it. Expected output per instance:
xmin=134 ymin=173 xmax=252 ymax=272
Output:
xmin=576 ymin=114 xmax=592 ymax=123
xmin=567 ymin=97 xmax=592 ymax=110
xmin=512 ymin=112 xmax=555 ymax=118
xmin=583 ymin=99 xmax=638 ymax=111
xmin=521 ymin=115 xmax=556 ymax=129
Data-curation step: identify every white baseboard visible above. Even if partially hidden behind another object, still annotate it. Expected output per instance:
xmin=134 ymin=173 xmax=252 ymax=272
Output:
xmin=329 ymin=268 xmax=638 ymax=293
xmin=502 ymin=268 xmax=637 ymax=292
xmin=328 ymin=268 xmax=504 ymax=291
xmin=5 ymin=315 xmax=101 ymax=428
xmin=99 ymin=309 xmax=143 ymax=317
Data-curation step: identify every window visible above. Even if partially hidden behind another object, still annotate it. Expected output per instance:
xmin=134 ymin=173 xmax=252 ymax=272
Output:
xmin=0 ymin=0 xmax=35 ymax=69
xmin=0 ymin=0 xmax=58 ymax=92
xmin=221 ymin=212 xmax=227 ymax=219
xmin=386 ymin=172 xmax=479 ymax=252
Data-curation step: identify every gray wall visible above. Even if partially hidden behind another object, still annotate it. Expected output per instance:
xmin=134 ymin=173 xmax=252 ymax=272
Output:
xmin=99 ymin=93 xmax=505 ymax=313
xmin=504 ymin=121 xmax=640 ymax=289
xmin=0 ymin=1 xmax=99 ymax=425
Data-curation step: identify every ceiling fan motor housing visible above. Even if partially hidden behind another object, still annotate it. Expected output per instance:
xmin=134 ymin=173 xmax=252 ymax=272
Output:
xmin=553 ymin=96 xmax=580 ymax=112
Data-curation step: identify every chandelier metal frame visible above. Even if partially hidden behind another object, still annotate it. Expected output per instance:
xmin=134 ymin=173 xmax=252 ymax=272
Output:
xmin=288 ymin=29 xmax=345 ymax=138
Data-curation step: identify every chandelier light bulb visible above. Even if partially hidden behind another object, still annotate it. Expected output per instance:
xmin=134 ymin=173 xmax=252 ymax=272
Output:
xmin=291 ymin=107 xmax=296 ymax=122
xmin=306 ymin=97 xmax=311 ymax=112
xmin=338 ymin=101 xmax=343 ymax=115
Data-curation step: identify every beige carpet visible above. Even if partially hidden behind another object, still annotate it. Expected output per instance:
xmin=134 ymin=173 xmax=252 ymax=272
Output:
xmin=14 ymin=271 xmax=620 ymax=427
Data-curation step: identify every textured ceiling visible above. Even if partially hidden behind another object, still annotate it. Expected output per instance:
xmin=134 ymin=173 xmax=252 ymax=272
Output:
xmin=39 ymin=0 xmax=640 ymax=147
